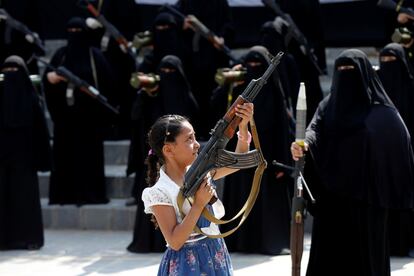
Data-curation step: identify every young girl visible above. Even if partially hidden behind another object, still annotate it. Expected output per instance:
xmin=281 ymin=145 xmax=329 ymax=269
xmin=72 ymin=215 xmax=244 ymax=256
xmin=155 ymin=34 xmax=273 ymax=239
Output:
xmin=142 ymin=102 xmax=254 ymax=275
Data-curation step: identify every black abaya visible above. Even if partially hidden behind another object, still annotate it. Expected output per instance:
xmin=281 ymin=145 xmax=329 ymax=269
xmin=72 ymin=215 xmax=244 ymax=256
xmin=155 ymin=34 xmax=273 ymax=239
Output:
xmin=378 ymin=42 xmax=414 ymax=256
xmin=0 ymin=56 xmax=51 ymax=250
xmin=127 ymin=55 xmax=199 ymax=253
xmin=43 ymin=18 xmax=114 ymax=205
xmin=216 ymin=46 xmax=294 ymax=255
xmin=304 ymin=49 xmax=414 ymax=276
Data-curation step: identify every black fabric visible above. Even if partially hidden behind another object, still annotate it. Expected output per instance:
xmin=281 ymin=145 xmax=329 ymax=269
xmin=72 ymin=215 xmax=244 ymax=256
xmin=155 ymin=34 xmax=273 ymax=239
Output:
xmin=43 ymin=18 xmax=115 ymax=205
xmin=102 ymin=38 xmax=137 ymax=140
xmin=274 ymin=0 xmax=325 ymax=123
xmin=127 ymin=55 xmax=199 ymax=253
xmin=138 ymin=12 xmax=184 ymax=74
xmin=307 ymin=49 xmax=412 ymax=209
xmin=99 ymin=0 xmax=142 ymax=40
xmin=1 ymin=56 xmax=33 ymax=128
xmin=379 ymin=43 xmax=414 ymax=146
xmin=0 ymin=21 xmax=40 ymax=74
xmin=0 ymin=1 xmax=43 ymax=73
xmin=174 ymin=0 xmax=234 ymax=139
xmin=306 ymin=193 xmax=390 ymax=276
xmin=304 ymin=49 xmax=414 ymax=275
xmin=64 ymin=17 xmax=95 ymax=79
xmin=378 ymin=43 xmax=414 ymax=257
xmin=277 ymin=0 xmax=326 ymax=71
xmin=0 ymin=55 xmax=51 ymax=250
xmin=214 ymin=46 xmax=294 ymax=255
xmin=259 ymin=21 xmax=300 ymax=130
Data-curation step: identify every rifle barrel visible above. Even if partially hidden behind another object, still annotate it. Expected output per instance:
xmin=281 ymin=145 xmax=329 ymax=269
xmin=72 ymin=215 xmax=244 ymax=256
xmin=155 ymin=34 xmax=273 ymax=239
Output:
xmin=243 ymin=52 xmax=284 ymax=102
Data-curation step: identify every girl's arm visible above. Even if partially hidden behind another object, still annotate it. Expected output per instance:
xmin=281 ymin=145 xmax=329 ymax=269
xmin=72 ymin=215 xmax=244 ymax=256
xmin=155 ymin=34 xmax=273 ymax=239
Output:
xmin=213 ymin=102 xmax=253 ymax=180
xmin=152 ymin=180 xmax=214 ymax=251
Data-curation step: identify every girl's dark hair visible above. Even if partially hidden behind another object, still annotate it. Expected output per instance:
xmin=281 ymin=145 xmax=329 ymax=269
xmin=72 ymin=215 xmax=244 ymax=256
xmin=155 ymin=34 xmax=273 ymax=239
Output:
xmin=145 ymin=115 xmax=188 ymax=228
xmin=145 ymin=114 xmax=188 ymax=187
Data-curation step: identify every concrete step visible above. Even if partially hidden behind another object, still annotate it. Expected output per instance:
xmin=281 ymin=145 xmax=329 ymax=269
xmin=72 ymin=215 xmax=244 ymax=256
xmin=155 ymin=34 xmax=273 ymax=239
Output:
xmin=38 ymin=165 xmax=135 ymax=199
xmin=104 ymin=140 xmax=130 ymax=166
xmin=41 ymin=198 xmax=136 ymax=231
xmin=43 ymin=137 xmax=130 ymax=166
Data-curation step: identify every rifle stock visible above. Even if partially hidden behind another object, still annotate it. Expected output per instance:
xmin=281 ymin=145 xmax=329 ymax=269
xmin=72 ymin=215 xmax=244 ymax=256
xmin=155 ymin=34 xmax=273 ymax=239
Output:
xmin=182 ymin=52 xmax=284 ymax=198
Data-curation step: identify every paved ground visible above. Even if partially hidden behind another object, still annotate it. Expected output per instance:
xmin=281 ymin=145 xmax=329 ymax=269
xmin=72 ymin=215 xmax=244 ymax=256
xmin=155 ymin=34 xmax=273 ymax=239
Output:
xmin=0 ymin=230 xmax=413 ymax=276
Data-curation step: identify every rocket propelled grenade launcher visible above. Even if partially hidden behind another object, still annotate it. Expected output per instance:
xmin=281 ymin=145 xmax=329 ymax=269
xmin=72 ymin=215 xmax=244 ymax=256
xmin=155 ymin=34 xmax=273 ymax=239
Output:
xmin=182 ymin=51 xmax=284 ymax=198
xmin=291 ymin=82 xmax=307 ymax=276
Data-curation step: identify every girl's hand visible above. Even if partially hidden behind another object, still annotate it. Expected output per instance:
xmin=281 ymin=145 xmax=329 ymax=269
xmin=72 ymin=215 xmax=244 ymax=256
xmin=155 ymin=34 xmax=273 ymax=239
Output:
xmin=193 ymin=178 xmax=214 ymax=208
xmin=236 ymin=103 xmax=254 ymax=129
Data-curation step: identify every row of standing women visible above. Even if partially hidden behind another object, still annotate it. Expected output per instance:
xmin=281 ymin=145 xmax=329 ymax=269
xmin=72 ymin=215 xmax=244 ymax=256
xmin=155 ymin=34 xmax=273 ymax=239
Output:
xmin=126 ymin=0 xmax=326 ymax=255
xmin=1 ymin=4 xmax=413 ymax=276
xmin=0 ymin=0 xmax=326 ymax=253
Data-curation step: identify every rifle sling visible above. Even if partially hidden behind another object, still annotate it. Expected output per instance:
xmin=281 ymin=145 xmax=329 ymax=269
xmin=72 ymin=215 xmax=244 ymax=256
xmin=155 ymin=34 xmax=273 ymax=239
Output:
xmin=177 ymin=117 xmax=267 ymax=238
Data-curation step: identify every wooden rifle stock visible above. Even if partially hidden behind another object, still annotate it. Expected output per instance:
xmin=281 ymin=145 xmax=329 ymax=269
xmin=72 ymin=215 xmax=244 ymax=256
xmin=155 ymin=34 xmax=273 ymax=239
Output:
xmin=222 ymin=96 xmax=246 ymax=139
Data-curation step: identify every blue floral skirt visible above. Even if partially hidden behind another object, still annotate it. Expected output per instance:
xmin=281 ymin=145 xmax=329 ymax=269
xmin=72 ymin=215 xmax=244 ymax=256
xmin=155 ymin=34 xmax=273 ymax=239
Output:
xmin=157 ymin=237 xmax=233 ymax=276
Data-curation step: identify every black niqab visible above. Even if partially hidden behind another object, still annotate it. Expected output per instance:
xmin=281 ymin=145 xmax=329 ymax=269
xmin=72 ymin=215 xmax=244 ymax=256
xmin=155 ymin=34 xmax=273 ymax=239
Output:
xmin=259 ymin=21 xmax=285 ymax=54
xmin=219 ymin=46 xmax=293 ymax=255
xmin=259 ymin=21 xmax=300 ymax=114
xmin=325 ymin=49 xmax=393 ymax=134
xmin=152 ymin=13 xmax=181 ymax=63
xmin=64 ymin=17 xmax=94 ymax=80
xmin=0 ymin=55 xmax=34 ymax=128
xmin=379 ymin=43 xmax=414 ymax=141
xmin=307 ymin=49 xmax=414 ymax=209
xmin=157 ymin=55 xmax=199 ymax=118
xmin=127 ymin=55 xmax=198 ymax=253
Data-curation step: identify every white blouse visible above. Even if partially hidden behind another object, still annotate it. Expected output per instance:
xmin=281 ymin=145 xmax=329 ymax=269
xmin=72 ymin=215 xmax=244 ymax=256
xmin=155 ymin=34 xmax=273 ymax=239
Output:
xmin=142 ymin=166 xmax=225 ymax=241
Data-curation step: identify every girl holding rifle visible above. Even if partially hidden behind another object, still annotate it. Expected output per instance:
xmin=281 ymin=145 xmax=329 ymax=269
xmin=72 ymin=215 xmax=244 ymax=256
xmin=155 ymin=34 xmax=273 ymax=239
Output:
xmin=141 ymin=102 xmax=252 ymax=275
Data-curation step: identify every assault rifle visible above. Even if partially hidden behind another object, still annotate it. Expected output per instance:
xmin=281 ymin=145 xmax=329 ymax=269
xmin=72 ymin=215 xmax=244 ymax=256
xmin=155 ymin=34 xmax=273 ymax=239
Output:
xmin=163 ymin=4 xmax=238 ymax=63
xmin=0 ymin=9 xmax=45 ymax=55
xmin=261 ymin=0 xmax=324 ymax=75
xmin=37 ymin=57 xmax=119 ymax=114
xmin=78 ymin=0 xmax=137 ymax=61
xmin=182 ymin=51 xmax=284 ymax=198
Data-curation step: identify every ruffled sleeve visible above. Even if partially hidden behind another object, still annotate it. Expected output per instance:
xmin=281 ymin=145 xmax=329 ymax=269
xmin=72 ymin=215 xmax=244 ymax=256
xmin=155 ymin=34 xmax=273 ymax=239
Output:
xmin=142 ymin=187 xmax=173 ymax=214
